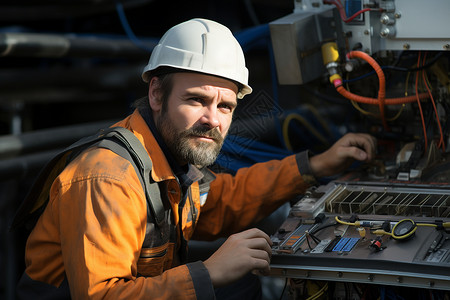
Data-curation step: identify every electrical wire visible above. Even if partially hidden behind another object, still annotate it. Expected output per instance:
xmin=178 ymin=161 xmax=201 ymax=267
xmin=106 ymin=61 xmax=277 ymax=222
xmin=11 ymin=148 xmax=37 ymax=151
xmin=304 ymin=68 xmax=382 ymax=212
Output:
xmin=303 ymin=104 xmax=334 ymax=139
xmin=335 ymin=216 xmax=450 ymax=241
xmin=345 ymin=51 xmax=388 ymax=130
xmin=278 ymin=278 xmax=288 ymax=300
xmin=422 ymin=53 xmax=445 ymax=151
xmin=305 ymin=282 xmax=328 ymax=300
xmin=333 ymin=51 xmax=431 ymax=132
xmin=414 ymin=52 xmax=428 ymax=153
xmin=115 ymin=0 xmax=153 ymax=52
xmin=323 ymin=0 xmax=381 ymax=23
xmin=346 ymin=72 xmax=381 ymax=118
xmin=346 ymin=72 xmax=406 ymax=121
xmin=384 ymin=52 xmax=444 ymax=73
xmin=343 ymin=52 xmax=444 ymax=84
xmin=282 ymin=113 xmax=330 ymax=151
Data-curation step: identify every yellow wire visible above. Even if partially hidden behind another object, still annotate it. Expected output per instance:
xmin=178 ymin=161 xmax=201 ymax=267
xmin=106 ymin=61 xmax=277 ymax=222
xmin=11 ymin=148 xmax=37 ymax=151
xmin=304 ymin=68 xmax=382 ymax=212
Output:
xmin=335 ymin=216 xmax=358 ymax=226
xmin=282 ymin=113 xmax=330 ymax=151
xmin=347 ymin=73 xmax=405 ymax=121
xmin=405 ymin=72 xmax=411 ymax=96
xmin=386 ymin=104 xmax=406 ymax=122
xmin=306 ymin=282 xmax=328 ymax=300
xmin=351 ymin=100 xmax=378 ymax=116
xmin=303 ymin=103 xmax=334 ymax=138
xmin=424 ymin=70 xmax=433 ymax=92
xmin=337 ymin=215 xmax=450 ymax=240
xmin=346 ymin=73 xmax=378 ymax=117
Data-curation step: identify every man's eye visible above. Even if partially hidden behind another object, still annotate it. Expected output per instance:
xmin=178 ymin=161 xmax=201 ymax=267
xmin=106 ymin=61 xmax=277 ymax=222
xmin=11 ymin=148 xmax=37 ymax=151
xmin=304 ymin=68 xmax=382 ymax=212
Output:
xmin=218 ymin=103 xmax=233 ymax=113
xmin=190 ymin=97 xmax=204 ymax=104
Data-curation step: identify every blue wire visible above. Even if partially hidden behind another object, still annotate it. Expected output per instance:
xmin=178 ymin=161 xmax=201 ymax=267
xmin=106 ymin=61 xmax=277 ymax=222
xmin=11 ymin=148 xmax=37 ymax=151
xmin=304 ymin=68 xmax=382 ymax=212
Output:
xmin=115 ymin=1 xmax=154 ymax=53
xmin=380 ymin=286 xmax=386 ymax=300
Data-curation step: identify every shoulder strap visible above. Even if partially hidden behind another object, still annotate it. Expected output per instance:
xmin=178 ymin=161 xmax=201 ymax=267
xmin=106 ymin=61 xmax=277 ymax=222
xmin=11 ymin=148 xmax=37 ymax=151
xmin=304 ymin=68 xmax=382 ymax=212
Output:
xmin=95 ymin=127 xmax=166 ymax=227
xmin=11 ymin=127 xmax=165 ymax=231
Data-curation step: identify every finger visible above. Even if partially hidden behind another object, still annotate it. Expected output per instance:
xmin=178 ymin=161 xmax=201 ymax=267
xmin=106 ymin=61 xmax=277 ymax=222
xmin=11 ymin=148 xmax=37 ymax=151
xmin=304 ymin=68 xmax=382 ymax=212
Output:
xmin=236 ymin=228 xmax=272 ymax=246
xmin=359 ymin=134 xmax=377 ymax=156
xmin=248 ymin=251 xmax=271 ymax=270
xmin=346 ymin=134 xmax=376 ymax=161
xmin=245 ymin=238 xmax=273 ymax=257
xmin=249 ymin=248 xmax=271 ymax=262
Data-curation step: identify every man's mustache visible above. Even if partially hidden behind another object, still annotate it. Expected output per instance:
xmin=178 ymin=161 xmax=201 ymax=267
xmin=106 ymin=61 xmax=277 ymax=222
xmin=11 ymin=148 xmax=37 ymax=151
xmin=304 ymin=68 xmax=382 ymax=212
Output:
xmin=184 ymin=126 xmax=223 ymax=143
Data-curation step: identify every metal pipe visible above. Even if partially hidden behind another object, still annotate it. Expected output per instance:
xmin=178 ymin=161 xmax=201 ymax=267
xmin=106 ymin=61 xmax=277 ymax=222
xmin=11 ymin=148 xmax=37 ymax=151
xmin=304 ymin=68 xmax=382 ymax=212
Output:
xmin=0 ymin=149 xmax=60 ymax=181
xmin=0 ymin=33 xmax=157 ymax=58
xmin=0 ymin=120 xmax=117 ymax=159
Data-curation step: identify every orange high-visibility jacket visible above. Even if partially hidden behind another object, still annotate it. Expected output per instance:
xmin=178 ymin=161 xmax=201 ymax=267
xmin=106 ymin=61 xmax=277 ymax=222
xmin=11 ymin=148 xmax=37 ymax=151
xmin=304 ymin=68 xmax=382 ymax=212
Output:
xmin=18 ymin=109 xmax=314 ymax=299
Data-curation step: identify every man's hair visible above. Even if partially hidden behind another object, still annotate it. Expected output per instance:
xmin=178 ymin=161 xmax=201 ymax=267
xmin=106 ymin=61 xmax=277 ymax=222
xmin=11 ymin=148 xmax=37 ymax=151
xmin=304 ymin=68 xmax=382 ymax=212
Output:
xmin=133 ymin=72 xmax=174 ymax=113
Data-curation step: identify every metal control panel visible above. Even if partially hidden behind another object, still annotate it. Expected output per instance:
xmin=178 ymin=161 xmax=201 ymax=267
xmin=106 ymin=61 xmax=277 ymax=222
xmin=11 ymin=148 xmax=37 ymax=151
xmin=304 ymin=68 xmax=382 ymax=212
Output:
xmin=270 ymin=212 xmax=450 ymax=290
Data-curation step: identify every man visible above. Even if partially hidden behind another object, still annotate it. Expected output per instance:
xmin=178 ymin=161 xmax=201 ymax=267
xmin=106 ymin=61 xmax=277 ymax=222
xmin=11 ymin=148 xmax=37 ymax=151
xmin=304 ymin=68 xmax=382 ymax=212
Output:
xmin=16 ymin=18 xmax=376 ymax=299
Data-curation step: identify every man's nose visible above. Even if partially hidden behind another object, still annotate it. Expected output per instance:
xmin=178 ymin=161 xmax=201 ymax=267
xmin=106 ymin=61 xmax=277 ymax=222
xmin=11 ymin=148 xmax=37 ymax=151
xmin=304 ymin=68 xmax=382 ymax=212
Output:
xmin=200 ymin=105 xmax=220 ymax=129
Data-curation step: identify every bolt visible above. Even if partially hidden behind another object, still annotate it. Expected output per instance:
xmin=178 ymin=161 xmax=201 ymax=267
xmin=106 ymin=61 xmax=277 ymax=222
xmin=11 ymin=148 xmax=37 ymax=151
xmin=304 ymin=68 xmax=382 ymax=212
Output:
xmin=306 ymin=271 xmax=311 ymax=278
xmin=429 ymin=281 xmax=435 ymax=287
xmin=403 ymin=43 xmax=410 ymax=50
xmin=368 ymin=274 xmax=374 ymax=281
xmin=397 ymin=276 xmax=403 ymax=283
xmin=364 ymin=29 xmax=370 ymax=35
xmin=394 ymin=13 xmax=401 ymax=18
xmin=338 ymin=272 xmax=343 ymax=278
xmin=282 ymin=269 xmax=287 ymax=275
xmin=444 ymin=44 xmax=450 ymax=50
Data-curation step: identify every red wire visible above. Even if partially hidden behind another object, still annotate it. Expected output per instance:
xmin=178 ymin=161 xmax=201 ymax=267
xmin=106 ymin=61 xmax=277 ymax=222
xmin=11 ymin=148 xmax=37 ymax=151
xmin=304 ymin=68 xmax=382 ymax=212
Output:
xmin=422 ymin=52 xmax=445 ymax=151
xmin=323 ymin=0 xmax=376 ymax=23
xmin=415 ymin=52 xmax=428 ymax=153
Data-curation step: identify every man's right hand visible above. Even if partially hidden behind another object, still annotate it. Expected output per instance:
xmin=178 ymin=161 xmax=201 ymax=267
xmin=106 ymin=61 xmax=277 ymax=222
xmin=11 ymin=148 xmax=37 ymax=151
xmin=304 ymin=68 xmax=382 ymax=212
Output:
xmin=203 ymin=228 xmax=273 ymax=288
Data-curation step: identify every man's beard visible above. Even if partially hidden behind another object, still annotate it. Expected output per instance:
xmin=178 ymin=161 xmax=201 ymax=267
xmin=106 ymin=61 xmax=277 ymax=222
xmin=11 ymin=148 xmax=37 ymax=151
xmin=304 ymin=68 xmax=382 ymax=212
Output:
xmin=156 ymin=114 xmax=225 ymax=167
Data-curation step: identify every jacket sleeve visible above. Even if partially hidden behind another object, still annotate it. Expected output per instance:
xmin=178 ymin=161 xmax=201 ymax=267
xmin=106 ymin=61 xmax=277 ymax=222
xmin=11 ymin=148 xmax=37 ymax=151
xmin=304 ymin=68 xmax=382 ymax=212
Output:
xmin=43 ymin=149 xmax=211 ymax=299
xmin=192 ymin=152 xmax=317 ymax=240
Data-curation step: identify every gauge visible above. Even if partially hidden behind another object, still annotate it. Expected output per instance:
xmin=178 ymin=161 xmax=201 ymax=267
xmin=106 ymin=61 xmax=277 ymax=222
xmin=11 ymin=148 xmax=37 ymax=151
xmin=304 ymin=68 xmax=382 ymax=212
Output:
xmin=392 ymin=219 xmax=417 ymax=240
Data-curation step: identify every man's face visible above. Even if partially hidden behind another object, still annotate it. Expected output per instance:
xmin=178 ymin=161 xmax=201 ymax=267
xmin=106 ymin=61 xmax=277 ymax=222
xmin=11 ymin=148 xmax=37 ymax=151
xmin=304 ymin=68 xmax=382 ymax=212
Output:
xmin=151 ymin=72 xmax=238 ymax=167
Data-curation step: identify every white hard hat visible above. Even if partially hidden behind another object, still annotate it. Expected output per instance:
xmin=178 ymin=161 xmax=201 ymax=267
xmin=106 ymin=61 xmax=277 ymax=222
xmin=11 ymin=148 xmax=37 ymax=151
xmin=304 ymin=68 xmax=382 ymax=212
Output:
xmin=142 ymin=18 xmax=252 ymax=99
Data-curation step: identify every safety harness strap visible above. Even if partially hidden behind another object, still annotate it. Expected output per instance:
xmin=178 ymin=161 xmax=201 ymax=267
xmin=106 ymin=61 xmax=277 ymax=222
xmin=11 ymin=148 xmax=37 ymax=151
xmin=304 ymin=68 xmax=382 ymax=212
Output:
xmin=11 ymin=127 xmax=165 ymax=231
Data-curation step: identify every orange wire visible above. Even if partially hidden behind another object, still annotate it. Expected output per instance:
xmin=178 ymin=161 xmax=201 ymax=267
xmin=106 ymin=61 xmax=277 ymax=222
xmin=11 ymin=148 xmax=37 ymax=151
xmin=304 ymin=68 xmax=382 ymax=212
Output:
xmin=422 ymin=52 xmax=445 ymax=151
xmin=415 ymin=51 xmax=428 ymax=153
xmin=348 ymin=51 xmax=388 ymax=130
xmin=335 ymin=86 xmax=429 ymax=105
xmin=333 ymin=51 xmax=431 ymax=130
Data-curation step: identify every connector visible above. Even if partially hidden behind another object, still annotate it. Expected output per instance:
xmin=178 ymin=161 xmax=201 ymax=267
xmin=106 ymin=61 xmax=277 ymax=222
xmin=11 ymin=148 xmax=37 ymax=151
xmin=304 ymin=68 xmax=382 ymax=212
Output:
xmin=321 ymin=42 xmax=342 ymax=85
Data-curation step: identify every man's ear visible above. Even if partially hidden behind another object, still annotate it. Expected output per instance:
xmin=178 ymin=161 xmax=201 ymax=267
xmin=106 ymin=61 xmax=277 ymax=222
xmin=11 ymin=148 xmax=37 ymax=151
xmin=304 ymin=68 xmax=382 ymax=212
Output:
xmin=148 ymin=77 xmax=162 ymax=112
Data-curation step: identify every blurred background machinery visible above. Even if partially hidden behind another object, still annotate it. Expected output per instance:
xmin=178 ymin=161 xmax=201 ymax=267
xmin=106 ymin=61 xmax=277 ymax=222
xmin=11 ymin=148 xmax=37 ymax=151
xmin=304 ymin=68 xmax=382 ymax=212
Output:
xmin=1 ymin=0 xmax=450 ymax=299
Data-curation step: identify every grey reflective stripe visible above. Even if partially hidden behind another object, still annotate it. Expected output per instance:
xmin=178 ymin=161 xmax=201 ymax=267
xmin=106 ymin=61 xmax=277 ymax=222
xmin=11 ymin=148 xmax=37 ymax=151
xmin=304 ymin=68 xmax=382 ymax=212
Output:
xmin=97 ymin=127 xmax=165 ymax=227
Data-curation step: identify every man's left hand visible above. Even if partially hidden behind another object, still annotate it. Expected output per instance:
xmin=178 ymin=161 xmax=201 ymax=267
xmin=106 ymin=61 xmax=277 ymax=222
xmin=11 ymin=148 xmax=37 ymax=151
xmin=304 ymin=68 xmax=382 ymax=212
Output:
xmin=309 ymin=133 xmax=377 ymax=178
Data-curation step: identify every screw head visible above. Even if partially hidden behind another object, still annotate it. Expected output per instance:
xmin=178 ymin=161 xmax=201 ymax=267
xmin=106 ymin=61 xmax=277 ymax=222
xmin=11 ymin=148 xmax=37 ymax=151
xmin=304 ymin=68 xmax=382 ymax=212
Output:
xmin=403 ymin=43 xmax=410 ymax=50
xmin=444 ymin=44 xmax=450 ymax=50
